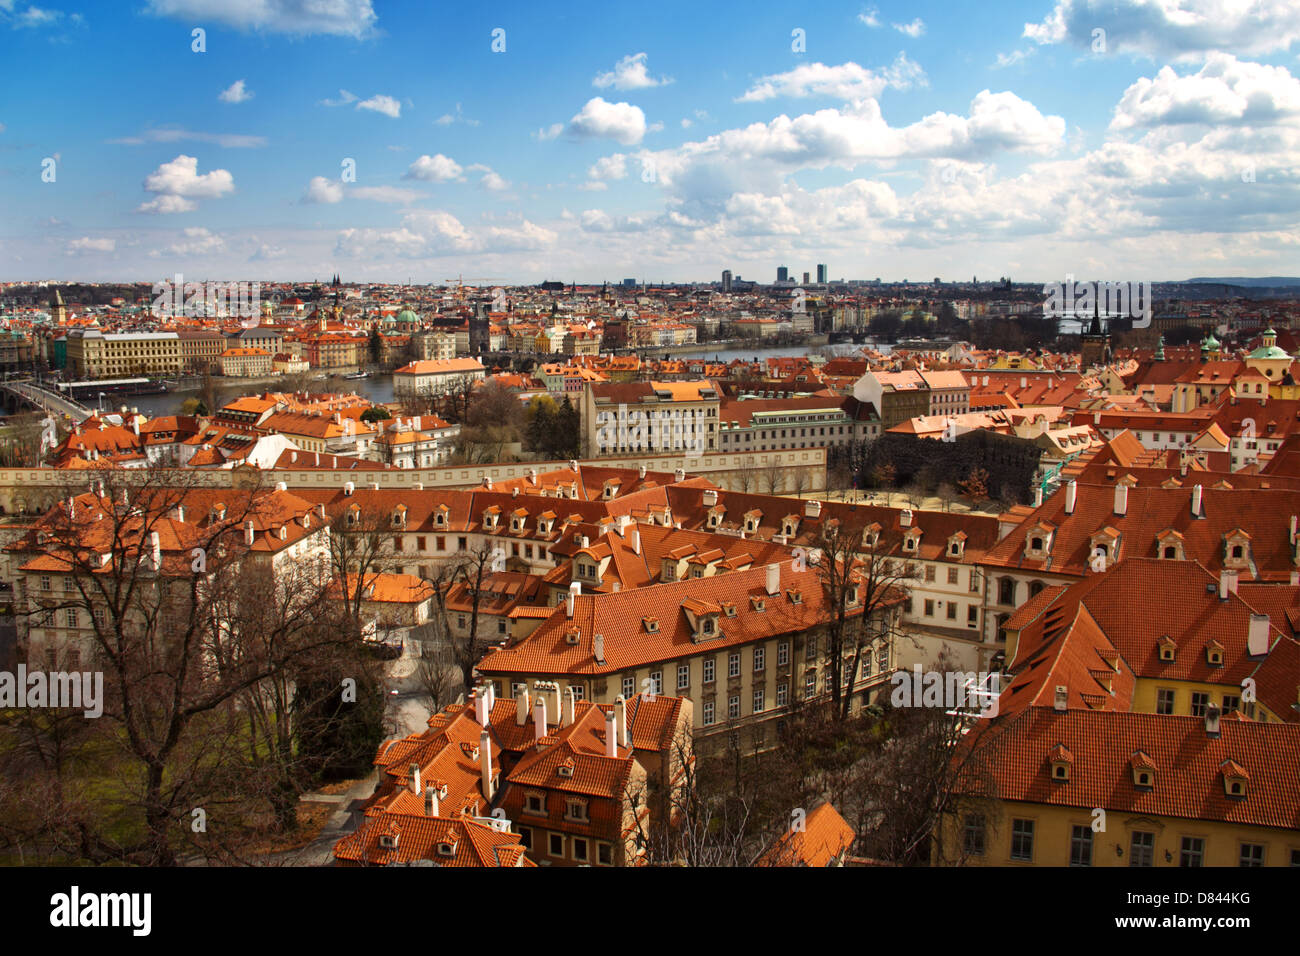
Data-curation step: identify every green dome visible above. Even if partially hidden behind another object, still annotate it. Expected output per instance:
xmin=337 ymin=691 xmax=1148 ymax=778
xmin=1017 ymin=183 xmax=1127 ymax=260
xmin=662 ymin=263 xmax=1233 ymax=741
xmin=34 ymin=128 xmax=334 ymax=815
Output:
xmin=395 ymin=308 xmax=420 ymax=325
xmin=1202 ymin=333 xmax=1220 ymax=349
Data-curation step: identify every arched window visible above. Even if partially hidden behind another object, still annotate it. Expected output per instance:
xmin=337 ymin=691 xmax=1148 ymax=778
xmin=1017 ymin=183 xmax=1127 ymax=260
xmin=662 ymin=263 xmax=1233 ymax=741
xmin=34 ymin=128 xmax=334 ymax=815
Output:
xmin=998 ymin=578 xmax=1016 ymax=606
xmin=1028 ymin=580 xmax=1044 ymax=598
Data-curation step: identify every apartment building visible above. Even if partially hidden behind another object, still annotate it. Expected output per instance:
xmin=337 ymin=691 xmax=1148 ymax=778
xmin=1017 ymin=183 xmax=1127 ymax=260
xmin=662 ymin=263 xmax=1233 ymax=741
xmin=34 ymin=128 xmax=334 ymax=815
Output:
xmin=583 ymin=380 xmax=720 ymax=456
xmin=392 ymin=358 xmax=486 ymax=398
xmin=717 ymin=395 xmax=856 ymax=454
xmin=219 ymin=346 xmax=273 ymax=377
xmin=65 ymin=329 xmax=183 ymax=379
xmin=852 ymin=369 xmax=930 ymax=428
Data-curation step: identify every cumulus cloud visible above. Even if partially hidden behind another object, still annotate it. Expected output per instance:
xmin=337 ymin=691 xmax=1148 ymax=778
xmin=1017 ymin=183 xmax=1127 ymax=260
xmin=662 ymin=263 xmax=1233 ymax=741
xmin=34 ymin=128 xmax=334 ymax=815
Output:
xmin=320 ymin=89 xmax=359 ymax=107
xmin=893 ymin=18 xmax=925 ymax=37
xmin=67 ymin=237 xmax=115 ymax=254
xmin=138 ymin=154 xmax=234 ymax=214
xmin=535 ymin=123 xmax=563 ymax=141
xmin=588 ymin=154 xmax=629 ymax=181
xmin=566 ymin=97 xmax=647 ymax=145
xmin=858 ymin=8 xmax=881 ymax=27
xmin=303 ymin=176 xmax=344 ymax=203
xmin=738 ymin=55 xmax=925 ymax=103
xmin=218 ymin=79 xmax=253 ymax=103
xmin=145 ymin=0 xmax=377 ymax=38
xmin=579 ymin=209 xmax=649 ymax=232
xmin=1111 ymin=54 xmax=1300 ymax=130
xmin=356 ymin=94 xmax=401 ymax=118
xmin=334 ymin=208 xmax=556 ymax=259
xmin=151 ymin=226 xmax=225 ymax=256
xmin=593 ymin=53 xmax=672 ymax=90
xmin=466 ymin=164 xmax=509 ymax=191
xmin=404 ymin=153 xmax=464 ymax=182
xmin=1024 ymin=0 xmax=1300 ymax=59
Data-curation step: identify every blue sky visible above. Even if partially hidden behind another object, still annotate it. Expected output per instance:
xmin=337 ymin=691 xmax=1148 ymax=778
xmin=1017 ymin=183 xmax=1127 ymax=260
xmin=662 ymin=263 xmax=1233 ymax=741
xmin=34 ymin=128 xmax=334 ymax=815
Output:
xmin=2 ymin=0 xmax=1299 ymax=284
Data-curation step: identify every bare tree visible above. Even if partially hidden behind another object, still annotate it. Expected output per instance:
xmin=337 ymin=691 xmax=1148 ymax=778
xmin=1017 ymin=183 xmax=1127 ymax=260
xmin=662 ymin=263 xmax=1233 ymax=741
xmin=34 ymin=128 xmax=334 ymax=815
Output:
xmin=760 ymin=459 xmax=785 ymax=495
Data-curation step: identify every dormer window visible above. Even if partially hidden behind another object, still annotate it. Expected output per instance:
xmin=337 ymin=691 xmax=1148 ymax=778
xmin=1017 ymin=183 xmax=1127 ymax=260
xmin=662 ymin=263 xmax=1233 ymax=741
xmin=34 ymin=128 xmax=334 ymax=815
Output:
xmin=1130 ymin=751 xmax=1156 ymax=789
xmin=786 ymin=589 xmax=803 ymax=605
xmin=565 ymin=798 xmax=589 ymax=822
xmin=722 ymin=602 xmax=737 ymax=617
xmin=744 ymin=512 xmax=761 ymax=533
xmin=436 ymin=841 xmax=457 ymax=857
xmin=379 ymin=834 xmax=398 ymax=849
xmin=701 ymin=617 xmax=715 ymax=635
xmin=434 ymin=507 xmax=448 ymax=527
xmin=1220 ymin=760 xmax=1248 ymax=798
xmin=782 ymin=516 xmax=799 ymax=537
xmin=948 ymin=534 xmax=965 ymax=558
xmin=524 ymin=792 xmax=545 ymax=815
xmin=643 ymin=617 xmax=659 ymax=633
xmin=1049 ymin=744 xmax=1073 ymax=782
xmin=1205 ymin=640 xmax=1224 ymax=666
xmin=392 ymin=506 xmax=406 ymax=528
xmin=1224 ymin=529 xmax=1251 ymax=568
xmin=862 ymin=524 xmax=881 ymax=549
xmin=484 ymin=511 xmax=499 ymax=530
xmin=750 ymin=596 xmax=766 ymax=612
xmin=707 ymin=509 xmax=722 ymax=529
xmin=1157 ymin=635 xmax=1176 ymax=662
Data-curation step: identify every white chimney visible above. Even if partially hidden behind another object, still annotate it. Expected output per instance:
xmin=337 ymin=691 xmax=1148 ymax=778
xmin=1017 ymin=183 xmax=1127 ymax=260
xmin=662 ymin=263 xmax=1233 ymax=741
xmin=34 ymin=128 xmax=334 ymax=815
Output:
xmin=515 ymin=685 xmax=530 ymax=726
xmin=1219 ymin=569 xmax=1238 ymax=599
xmin=1064 ymin=481 xmax=1077 ymax=515
xmin=703 ymin=489 xmax=718 ymax=507
xmin=593 ymin=632 xmax=605 ymax=664
xmin=290 ymin=451 xmax=297 ymax=463
xmin=315 ymin=503 xmax=326 ymax=520
xmin=631 ymin=527 xmax=641 ymax=555
xmin=275 ymin=481 xmax=287 ymax=492
xmin=616 ymin=695 xmax=629 ymax=747
xmin=473 ymin=689 xmax=489 ymax=727
xmin=533 ymin=697 xmax=548 ymax=743
xmin=765 ymin=563 xmax=780 ymax=596
xmin=564 ymin=686 xmax=577 ymax=727
xmin=1291 ymin=515 xmax=1297 ymax=545
xmin=408 ymin=763 xmax=421 ymax=795
xmin=148 ymin=531 xmax=161 ymax=571
xmin=674 ymin=468 xmax=685 ymax=482
xmin=1204 ymin=701 xmax=1221 ymax=737
xmin=485 ymin=682 xmax=495 ymax=710
xmin=638 ymin=464 xmax=647 ymax=478
xmin=479 ymin=729 xmax=494 ymax=799
xmin=804 ymin=499 xmax=822 ymax=519
xmin=482 ymin=475 xmax=492 ymax=490
xmin=569 ymin=459 xmax=579 ymax=473
xmin=344 ymin=481 xmax=354 ymax=496
xmin=605 ymin=708 xmax=617 ymax=758
xmin=900 ymin=508 xmax=913 ymax=527
xmin=1248 ymin=613 xmax=1271 ymax=656
xmin=244 ymin=520 xmax=255 ymax=545
xmin=1191 ymin=484 xmax=1202 ymax=517
xmin=567 ymin=581 xmax=580 ymax=617
xmin=425 ymin=785 xmax=439 ymax=817
xmin=1053 ymin=685 xmax=1068 ymax=712
xmin=1033 ymin=487 xmax=1043 ymax=508
xmin=1113 ymin=483 xmax=1128 ymax=516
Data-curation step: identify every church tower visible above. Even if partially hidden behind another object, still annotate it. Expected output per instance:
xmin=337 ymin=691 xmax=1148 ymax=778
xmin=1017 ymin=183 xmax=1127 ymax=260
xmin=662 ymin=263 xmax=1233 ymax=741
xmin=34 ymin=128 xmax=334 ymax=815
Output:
xmin=50 ymin=289 xmax=67 ymax=327
xmin=1079 ymin=299 xmax=1111 ymax=369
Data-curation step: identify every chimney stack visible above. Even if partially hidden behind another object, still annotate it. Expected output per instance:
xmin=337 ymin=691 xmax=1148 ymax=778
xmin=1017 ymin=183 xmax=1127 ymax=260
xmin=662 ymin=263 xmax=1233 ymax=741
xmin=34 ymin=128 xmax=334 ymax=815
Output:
xmin=1113 ymin=483 xmax=1128 ymax=516
xmin=148 ymin=531 xmax=161 ymax=571
xmin=593 ymin=632 xmax=605 ymax=664
xmin=1219 ymin=569 xmax=1238 ymax=599
xmin=567 ymin=581 xmax=580 ymax=617
xmin=514 ymin=684 xmax=530 ymax=725
xmin=408 ymin=763 xmax=421 ymax=795
xmin=425 ymin=785 xmax=439 ymax=817
xmin=244 ymin=520 xmax=255 ymax=546
xmin=616 ymin=694 xmax=629 ymax=747
xmin=1033 ymin=487 xmax=1043 ymax=508
xmin=533 ymin=696 xmax=548 ymax=743
xmin=765 ymin=562 xmax=780 ymax=596
xmin=605 ymin=708 xmax=617 ymax=758
xmin=1053 ymin=685 xmax=1068 ymax=712
xmin=1192 ymin=484 xmax=1203 ymax=517
xmin=631 ymin=527 xmax=641 ymax=555
xmin=473 ymin=689 xmax=489 ymax=727
xmin=564 ymin=685 xmax=577 ymax=727
xmin=1064 ymin=480 xmax=1077 ymax=515
xmin=703 ymin=489 xmax=718 ymax=507
xmin=900 ymin=508 xmax=913 ymax=527
xmin=674 ymin=468 xmax=685 ymax=483
xmin=1204 ymin=702 xmax=1221 ymax=738
xmin=1248 ymin=613 xmax=1271 ymax=656
xmin=479 ymin=729 xmax=494 ymax=799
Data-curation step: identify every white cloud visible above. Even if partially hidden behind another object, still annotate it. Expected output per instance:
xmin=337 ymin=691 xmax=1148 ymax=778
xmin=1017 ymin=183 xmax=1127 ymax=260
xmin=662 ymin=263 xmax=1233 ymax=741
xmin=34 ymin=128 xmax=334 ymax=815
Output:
xmin=1111 ymin=54 xmax=1300 ymax=130
xmin=580 ymin=209 xmax=649 ymax=232
xmin=738 ymin=55 xmax=925 ymax=103
xmin=535 ymin=123 xmax=563 ymax=141
xmin=334 ymin=207 xmax=555 ymax=259
xmin=138 ymin=154 xmax=234 ymax=214
xmin=151 ymin=226 xmax=225 ymax=256
xmin=993 ymin=50 xmax=1032 ymax=69
xmin=109 ymin=127 xmax=265 ymax=148
xmin=13 ymin=5 xmax=62 ymax=28
xmin=356 ymin=94 xmax=401 ymax=118
xmin=587 ymin=154 xmax=628 ymax=181
xmin=567 ymin=97 xmax=647 ymax=145
xmin=303 ymin=176 xmax=344 ymax=203
xmin=1025 ymin=0 xmax=1300 ymax=59
xmin=680 ymin=117 xmax=692 ymax=128
xmin=145 ymin=0 xmax=377 ymax=38
xmin=320 ymin=89 xmax=358 ymax=107
xmin=219 ymin=79 xmax=253 ymax=103
xmin=858 ymin=8 xmax=881 ymax=27
xmin=351 ymin=185 xmax=424 ymax=203
xmin=404 ymin=153 xmax=464 ymax=182
xmin=67 ymin=237 xmax=115 ymax=253
xmin=249 ymin=243 xmax=286 ymax=261
xmin=893 ymin=18 xmax=925 ymax=38
xmin=593 ymin=53 xmax=671 ymax=90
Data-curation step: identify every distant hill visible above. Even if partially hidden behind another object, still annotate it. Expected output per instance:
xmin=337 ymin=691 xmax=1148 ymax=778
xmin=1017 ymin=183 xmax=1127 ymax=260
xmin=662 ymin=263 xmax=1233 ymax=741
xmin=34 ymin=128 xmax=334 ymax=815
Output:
xmin=1183 ymin=277 xmax=1300 ymax=287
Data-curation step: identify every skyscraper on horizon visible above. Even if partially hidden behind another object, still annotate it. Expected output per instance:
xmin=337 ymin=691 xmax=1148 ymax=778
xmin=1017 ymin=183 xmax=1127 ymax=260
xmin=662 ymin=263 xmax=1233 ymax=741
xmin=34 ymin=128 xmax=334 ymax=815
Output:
xmin=721 ymin=269 xmax=732 ymax=292
xmin=776 ymin=265 xmax=789 ymax=283
xmin=817 ymin=264 xmax=828 ymax=284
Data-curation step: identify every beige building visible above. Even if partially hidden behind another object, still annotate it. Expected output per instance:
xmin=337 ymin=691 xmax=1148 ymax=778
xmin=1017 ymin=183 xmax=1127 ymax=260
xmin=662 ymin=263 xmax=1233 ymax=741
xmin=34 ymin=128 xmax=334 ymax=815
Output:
xmin=66 ymin=330 xmax=183 ymax=379
xmin=392 ymin=358 xmax=486 ymax=399
xmin=584 ymin=380 xmax=720 ymax=456
xmin=220 ymin=346 xmax=273 ymax=377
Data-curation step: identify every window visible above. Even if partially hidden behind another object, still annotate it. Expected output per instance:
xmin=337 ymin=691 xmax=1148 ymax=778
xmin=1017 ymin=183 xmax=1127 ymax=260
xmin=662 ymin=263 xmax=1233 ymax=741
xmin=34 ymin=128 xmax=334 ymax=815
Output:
xmin=999 ymin=578 xmax=1016 ymax=605
xmin=1222 ymin=694 xmax=1241 ymax=713
xmin=597 ymin=842 xmax=613 ymax=865
xmin=968 ymin=569 xmax=981 ymax=592
xmin=1129 ymin=831 xmax=1154 ymax=867
xmin=924 ymin=599 xmax=935 ymax=617
xmin=1157 ymin=688 xmax=1175 ymax=715
xmin=1190 ymin=692 xmax=1209 ymax=717
xmin=1010 ymin=819 xmax=1034 ymax=862
xmin=777 ymin=641 xmax=789 ymax=667
xmin=728 ymin=652 xmax=740 ymax=678
xmin=806 ymin=636 xmax=817 ymax=659
xmin=1239 ymin=843 xmax=1264 ymax=867
xmin=64 ymin=609 xmax=77 ymax=628
xmin=1180 ymin=837 xmax=1205 ymax=867
xmin=967 ymin=605 xmax=978 ymax=627
xmin=525 ymin=793 xmax=545 ymax=815
xmin=1069 ymin=826 xmax=1093 ymax=867
xmin=804 ymin=672 xmax=817 ymax=698
xmin=776 ymin=682 xmax=788 ymax=706
xmin=753 ymin=688 xmax=764 ymax=712
xmin=703 ymin=701 xmax=715 ymax=725
xmin=947 ymin=567 xmax=960 ymax=585
xmin=650 ymin=671 xmax=662 ymax=695
xmin=946 ymin=603 xmax=957 ymax=621
xmin=548 ymin=833 xmax=564 ymax=858
xmin=622 ymin=677 xmax=634 ymax=699
xmin=963 ymin=814 xmax=985 ymax=856
xmin=40 ymin=575 xmax=51 ymax=592
xmin=703 ymin=659 xmax=715 ymax=684
xmin=517 ymin=827 xmax=532 ymax=850
xmin=565 ymin=798 xmax=588 ymax=822
xmin=753 ymin=647 xmax=765 ymax=672
xmin=924 ymin=565 xmax=936 ymax=583
xmin=677 ymin=664 xmax=689 ymax=691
